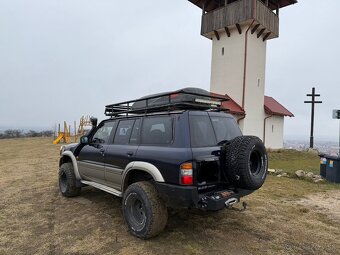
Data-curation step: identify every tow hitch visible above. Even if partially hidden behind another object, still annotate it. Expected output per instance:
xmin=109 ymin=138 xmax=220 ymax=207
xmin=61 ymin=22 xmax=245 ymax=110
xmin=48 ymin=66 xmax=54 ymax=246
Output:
xmin=198 ymin=189 xmax=253 ymax=211
xmin=224 ymin=197 xmax=239 ymax=207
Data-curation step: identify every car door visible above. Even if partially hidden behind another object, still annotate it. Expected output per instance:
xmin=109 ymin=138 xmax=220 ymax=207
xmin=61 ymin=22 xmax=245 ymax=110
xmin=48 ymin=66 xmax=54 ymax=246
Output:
xmin=77 ymin=120 xmax=117 ymax=183
xmin=105 ymin=118 xmax=141 ymax=189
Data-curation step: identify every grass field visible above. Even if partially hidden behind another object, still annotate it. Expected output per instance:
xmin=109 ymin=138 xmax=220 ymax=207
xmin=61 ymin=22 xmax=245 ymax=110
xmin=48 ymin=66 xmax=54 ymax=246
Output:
xmin=0 ymin=138 xmax=339 ymax=255
xmin=268 ymin=149 xmax=321 ymax=175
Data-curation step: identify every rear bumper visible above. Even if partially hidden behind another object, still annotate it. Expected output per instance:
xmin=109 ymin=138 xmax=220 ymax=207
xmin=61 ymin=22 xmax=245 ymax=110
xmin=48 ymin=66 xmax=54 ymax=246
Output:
xmin=155 ymin=183 xmax=254 ymax=211
xmin=155 ymin=183 xmax=198 ymax=208
xmin=198 ymin=188 xmax=253 ymax=211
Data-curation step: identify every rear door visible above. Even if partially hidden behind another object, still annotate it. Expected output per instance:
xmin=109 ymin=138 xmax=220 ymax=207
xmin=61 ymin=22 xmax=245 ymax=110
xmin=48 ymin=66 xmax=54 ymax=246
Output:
xmin=77 ymin=120 xmax=117 ymax=183
xmin=104 ymin=118 xmax=141 ymax=189
xmin=189 ymin=112 xmax=221 ymax=185
xmin=189 ymin=112 xmax=242 ymax=186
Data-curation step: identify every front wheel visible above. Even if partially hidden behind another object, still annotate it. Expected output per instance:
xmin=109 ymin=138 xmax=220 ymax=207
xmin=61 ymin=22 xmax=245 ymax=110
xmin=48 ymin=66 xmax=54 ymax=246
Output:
xmin=59 ymin=162 xmax=81 ymax=197
xmin=122 ymin=181 xmax=168 ymax=239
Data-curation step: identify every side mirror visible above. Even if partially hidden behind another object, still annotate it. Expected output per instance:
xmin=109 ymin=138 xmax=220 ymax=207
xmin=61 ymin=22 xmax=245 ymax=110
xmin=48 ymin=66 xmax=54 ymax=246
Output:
xmin=90 ymin=117 xmax=98 ymax=127
xmin=80 ymin=136 xmax=89 ymax=144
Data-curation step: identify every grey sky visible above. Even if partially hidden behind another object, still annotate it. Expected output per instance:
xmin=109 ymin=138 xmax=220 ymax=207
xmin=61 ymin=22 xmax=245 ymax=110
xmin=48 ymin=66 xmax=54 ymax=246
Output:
xmin=0 ymin=0 xmax=339 ymax=141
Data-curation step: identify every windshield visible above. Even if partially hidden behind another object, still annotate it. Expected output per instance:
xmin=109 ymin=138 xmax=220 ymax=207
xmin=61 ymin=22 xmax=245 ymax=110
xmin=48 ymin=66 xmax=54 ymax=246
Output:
xmin=189 ymin=114 xmax=242 ymax=147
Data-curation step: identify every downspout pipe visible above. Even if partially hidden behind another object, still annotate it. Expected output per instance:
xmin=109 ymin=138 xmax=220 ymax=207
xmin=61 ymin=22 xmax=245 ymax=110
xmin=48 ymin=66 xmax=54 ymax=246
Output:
xmin=237 ymin=114 xmax=246 ymax=125
xmin=241 ymin=0 xmax=257 ymax=110
xmin=263 ymin=113 xmax=273 ymax=144
xmin=242 ymin=20 xmax=255 ymax=109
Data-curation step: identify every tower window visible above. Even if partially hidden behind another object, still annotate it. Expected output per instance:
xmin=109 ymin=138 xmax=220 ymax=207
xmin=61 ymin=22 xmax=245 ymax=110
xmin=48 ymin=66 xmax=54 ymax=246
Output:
xmin=272 ymin=125 xmax=274 ymax=133
xmin=222 ymin=47 xmax=224 ymax=56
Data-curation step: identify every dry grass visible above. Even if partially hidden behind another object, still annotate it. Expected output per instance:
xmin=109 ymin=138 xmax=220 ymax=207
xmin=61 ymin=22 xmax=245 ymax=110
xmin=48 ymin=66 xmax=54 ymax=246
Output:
xmin=0 ymin=138 xmax=339 ymax=255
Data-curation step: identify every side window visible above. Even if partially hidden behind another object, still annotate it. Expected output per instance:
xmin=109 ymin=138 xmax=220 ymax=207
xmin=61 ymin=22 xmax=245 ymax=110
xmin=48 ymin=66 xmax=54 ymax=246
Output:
xmin=114 ymin=119 xmax=135 ymax=145
xmin=189 ymin=115 xmax=216 ymax=147
xmin=210 ymin=116 xmax=242 ymax=143
xmin=92 ymin=121 xmax=116 ymax=144
xmin=130 ymin=119 xmax=141 ymax=145
xmin=141 ymin=116 xmax=173 ymax=145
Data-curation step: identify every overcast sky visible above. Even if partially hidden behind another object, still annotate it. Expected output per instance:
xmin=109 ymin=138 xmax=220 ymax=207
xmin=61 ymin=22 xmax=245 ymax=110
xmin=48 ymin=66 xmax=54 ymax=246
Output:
xmin=0 ymin=0 xmax=339 ymax=141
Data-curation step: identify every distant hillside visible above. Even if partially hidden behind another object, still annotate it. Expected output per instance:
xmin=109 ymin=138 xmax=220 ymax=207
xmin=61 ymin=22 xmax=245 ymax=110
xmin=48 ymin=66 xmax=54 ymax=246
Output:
xmin=284 ymin=140 xmax=339 ymax=155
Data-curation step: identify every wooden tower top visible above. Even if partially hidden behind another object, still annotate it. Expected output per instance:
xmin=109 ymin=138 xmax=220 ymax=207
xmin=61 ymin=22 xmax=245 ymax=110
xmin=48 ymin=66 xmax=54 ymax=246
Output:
xmin=188 ymin=0 xmax=297 ymax=40
xmin=188 ymin=0 xmax=297 ymax=12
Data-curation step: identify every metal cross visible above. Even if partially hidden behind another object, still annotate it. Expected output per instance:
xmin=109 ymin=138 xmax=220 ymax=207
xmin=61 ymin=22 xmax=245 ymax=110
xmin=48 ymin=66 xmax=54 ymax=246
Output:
xmin=304 ymin=87 xmax=322 ymax=148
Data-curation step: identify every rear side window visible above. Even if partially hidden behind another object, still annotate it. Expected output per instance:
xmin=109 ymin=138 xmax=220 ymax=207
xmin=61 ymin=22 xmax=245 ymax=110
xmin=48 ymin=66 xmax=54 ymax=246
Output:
xmin=189 ymin=115 xmax=216 ymax=147
xmin=114 ymin=119 xmax=135 ymax=145
xmin=189 ymin=115 xmax=242 ymax=147
xmin=210 ymin=116 xmax=242 ymax=143
xmin=141 ymin=116 xmax=173 ymax=144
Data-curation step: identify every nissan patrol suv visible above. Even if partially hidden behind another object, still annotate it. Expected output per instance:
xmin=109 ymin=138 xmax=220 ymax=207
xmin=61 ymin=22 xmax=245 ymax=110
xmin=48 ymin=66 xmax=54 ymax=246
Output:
xmin=58 ymin=87 xmax=268 ymax=239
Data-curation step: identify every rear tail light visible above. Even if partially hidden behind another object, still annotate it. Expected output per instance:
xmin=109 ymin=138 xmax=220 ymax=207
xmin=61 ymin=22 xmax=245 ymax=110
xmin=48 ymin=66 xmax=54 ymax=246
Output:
xmin=180 ymin=162 xmax=193 ymax=185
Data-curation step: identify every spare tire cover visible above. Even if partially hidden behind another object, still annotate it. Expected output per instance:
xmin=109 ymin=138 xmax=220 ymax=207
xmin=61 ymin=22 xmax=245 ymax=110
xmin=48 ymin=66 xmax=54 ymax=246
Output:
xmin=224 ymin=136 xmax=268 ymax=190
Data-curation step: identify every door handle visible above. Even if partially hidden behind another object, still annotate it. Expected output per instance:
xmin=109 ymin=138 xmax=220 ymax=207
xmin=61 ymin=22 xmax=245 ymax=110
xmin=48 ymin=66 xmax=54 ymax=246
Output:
xmin=127 ymin=151 xmax=134 ymax=157
xmin=99 ymin=148 xmax=105 ymax=156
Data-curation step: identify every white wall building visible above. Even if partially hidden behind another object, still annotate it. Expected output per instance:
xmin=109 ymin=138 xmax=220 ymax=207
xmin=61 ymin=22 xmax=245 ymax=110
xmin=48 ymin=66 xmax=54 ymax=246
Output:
xmin=216 ymin=93 xmax=293 ymax=149
xmin=188 ymin=0 xmax=296 ymax=149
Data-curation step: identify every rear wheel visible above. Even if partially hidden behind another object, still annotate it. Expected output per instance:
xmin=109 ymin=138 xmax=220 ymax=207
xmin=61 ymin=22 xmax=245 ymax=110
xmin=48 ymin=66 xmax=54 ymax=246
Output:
xmin=59 ymin=162 xmax=81 ymax=197
xmin=122 ymin=181 xmax=168 ymax=239
xmin=225 ymin=136 xmax=268 ymax=190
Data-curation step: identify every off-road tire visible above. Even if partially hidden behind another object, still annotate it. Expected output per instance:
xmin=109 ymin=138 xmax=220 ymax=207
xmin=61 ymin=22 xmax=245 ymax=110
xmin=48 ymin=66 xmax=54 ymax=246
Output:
xmin=225 ymin=136 xmax=268 ymax=190
xmin=59 ymin=162 xmax=81 ymax=197
xmin=122 ymin=181 xmax=168 ymax=239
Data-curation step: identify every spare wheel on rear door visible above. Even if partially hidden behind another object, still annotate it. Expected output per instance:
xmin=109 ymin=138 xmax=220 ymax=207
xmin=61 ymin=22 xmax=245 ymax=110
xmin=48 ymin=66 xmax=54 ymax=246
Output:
xmin=224 ymin=136 xmax=268 ymax=190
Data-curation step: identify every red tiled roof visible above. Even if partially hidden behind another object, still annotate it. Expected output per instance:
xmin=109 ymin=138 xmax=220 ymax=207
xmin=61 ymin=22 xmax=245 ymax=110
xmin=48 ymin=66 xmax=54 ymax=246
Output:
xmin=211 ymin=92 xmax=294 ymax=117
xmin=210 ymin=92 xmax=245 ymax=115
xmin=264 ymin=96 xmax=294 ymax=117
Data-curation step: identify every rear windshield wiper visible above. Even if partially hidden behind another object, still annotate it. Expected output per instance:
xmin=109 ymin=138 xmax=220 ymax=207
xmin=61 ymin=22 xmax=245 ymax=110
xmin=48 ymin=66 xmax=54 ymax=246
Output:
xmin=217 ymin=140 xmax=230 ymax=146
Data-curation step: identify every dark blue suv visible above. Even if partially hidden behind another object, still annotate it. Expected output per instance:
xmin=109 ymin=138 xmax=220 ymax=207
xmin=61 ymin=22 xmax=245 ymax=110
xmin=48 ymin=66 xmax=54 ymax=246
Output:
xmin=58 ymin=88 xmax=268 ymax=239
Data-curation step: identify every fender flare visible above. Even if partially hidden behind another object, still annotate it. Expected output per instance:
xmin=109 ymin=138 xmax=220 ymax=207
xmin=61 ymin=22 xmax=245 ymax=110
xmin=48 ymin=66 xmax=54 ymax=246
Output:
xmin=121 ymin=161 xmax=165 ymax=191
xmin=60 ymin=151 xmax=81 ymax=180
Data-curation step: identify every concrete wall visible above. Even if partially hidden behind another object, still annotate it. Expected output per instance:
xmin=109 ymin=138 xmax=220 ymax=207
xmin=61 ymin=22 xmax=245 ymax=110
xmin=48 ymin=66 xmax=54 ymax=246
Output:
xmin=210 ymin=27 xmax=245 ymax=104
xmin=264 ymin=115 xmax=284 ymax=149
xmin=210 ymin=23 xmax=267 ymax=139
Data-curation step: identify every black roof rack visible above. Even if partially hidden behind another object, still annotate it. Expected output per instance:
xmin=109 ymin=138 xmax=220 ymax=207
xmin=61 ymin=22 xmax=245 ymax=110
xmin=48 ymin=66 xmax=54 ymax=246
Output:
xmin=104 ymin=87 xmax=229 ymax=117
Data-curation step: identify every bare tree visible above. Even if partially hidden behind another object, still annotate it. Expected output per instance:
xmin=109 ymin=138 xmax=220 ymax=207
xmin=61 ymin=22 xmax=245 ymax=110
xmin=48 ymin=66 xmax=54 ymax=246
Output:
xmin=0 ymin=129 xmax=54 ymax=139
xmin=4 ymin=129 xmax=23 ymax=138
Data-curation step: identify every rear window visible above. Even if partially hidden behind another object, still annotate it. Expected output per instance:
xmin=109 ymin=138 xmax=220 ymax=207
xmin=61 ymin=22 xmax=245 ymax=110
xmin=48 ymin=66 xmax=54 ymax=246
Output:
xmin=190 ymin=115 xmax=241 ymax=147
xmin=141 ymin=116 xmax=173 ymax=145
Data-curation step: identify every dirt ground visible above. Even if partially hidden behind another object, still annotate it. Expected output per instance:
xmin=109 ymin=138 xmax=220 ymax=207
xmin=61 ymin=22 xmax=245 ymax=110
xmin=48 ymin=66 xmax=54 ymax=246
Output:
xmin=297 ymin=190 xmax=340 ymax=223
xmin=1 ymin=138 xmax=340 ymax=255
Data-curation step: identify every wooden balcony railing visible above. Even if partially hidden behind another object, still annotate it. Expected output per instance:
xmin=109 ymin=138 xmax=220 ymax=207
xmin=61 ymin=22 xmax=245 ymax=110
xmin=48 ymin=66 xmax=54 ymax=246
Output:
xmin=201 ymin=0 xmax=279 ymax=39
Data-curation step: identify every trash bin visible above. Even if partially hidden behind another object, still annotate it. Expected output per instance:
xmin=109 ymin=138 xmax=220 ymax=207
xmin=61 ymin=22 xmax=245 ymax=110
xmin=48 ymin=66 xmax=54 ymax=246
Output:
xmin=319 ymin=154 xmax=327 ymax=178
xmin=324 ymin=155 xmax=340 ymax=183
